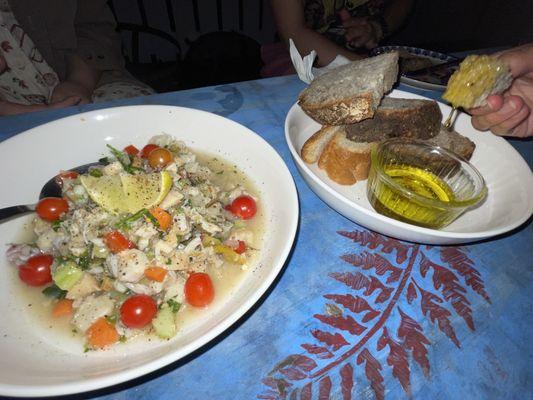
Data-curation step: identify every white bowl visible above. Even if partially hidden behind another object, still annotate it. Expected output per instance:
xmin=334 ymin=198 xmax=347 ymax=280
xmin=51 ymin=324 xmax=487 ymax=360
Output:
xmin=285 ymin=89 xmax=533 ymax=244
xmin=0 ymin=105 xmax=299 ymax=397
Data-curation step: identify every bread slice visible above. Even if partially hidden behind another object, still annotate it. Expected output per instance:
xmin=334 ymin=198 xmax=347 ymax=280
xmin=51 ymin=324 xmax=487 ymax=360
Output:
xmin=443 ymin=54 xmax=512 ymax=108
xmin=301 ymin=124 xmax=476 ymax=186
xmin=427 ymin=125 xmax=476 ymax=160
xmin=345 ymin=97 xmax=442 ymax=141
xmin=298 ymin=52 xmax=399 ymax=125
xmin=301 ymin=126 xmax=376 ymax=185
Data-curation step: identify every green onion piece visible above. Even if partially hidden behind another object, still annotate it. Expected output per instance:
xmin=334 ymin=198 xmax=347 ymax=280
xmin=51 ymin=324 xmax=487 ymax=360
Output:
xmin=89 ymin=169 xmax=103 ymax=177
xmin=52 ymin=220 xmax=62 ymax=232
xmin=167 ymin=299 xmax=181 ymax=313
xmin=98 ymin=157 xmax=110 ymax=165
xmin=106 ymin=144 xmax=141 ymax=174
xmin=42 ymin=284 xmax=67 ymax=299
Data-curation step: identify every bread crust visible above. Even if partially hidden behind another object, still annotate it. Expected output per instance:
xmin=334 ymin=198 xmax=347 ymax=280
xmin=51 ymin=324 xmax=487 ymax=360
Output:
xmin=318 ymin=132 xmax=373 ymax=185
xmin=299 ymin=93 xmax=375 ymax=125
xmin=300 ymin=126 xmax=339 ymax=163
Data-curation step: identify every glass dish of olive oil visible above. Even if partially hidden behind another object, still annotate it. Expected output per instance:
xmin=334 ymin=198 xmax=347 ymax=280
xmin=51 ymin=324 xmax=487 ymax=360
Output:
xmin=367 ymin=139 xmax=487 ymax=229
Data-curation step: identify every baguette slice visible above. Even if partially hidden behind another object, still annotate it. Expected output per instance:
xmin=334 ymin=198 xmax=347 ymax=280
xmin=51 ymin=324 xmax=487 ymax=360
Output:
xmin=301 ymin=126 xmax=376 ymax=185
xmin=298 ymin=52 xmax=399 ymax=125
xmin=345 ymin=97 xmax=442 ymax=141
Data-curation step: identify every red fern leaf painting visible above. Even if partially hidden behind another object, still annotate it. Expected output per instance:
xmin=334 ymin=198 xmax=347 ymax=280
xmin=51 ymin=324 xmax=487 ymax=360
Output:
xmin=258 ymin=230 xmax=491 ymax=400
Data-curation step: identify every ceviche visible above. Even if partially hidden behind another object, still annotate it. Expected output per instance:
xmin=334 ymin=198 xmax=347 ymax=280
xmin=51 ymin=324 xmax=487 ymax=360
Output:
xmin=7 ymin=135 xmax=261 ymax=350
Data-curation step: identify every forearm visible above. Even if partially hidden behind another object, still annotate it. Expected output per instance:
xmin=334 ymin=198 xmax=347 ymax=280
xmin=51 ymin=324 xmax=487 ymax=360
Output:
xmin=64 ymin=53 xmax=102 ymax=92
xmin=283 ymin=27 xmax=364 ymax=67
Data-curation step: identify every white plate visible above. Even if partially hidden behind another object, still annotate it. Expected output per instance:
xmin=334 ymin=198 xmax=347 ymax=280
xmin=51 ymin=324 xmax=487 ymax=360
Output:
xmin=0 ymin=105 xmax=299 ymax=397
xmin=285 ymin=89 xmax=533 ymax=245
xmin=371 ymin=46 xmax=457 ymax=91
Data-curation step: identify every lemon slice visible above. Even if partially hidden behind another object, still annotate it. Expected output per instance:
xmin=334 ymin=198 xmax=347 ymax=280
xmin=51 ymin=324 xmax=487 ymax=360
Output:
xmin=121 ymin=172 xmax=172 ymax=213
xmin=80 ymin=172 xmax=172 ymax=214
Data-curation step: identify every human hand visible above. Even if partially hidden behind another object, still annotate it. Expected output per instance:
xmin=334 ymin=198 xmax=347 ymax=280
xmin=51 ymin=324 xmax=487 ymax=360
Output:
xmin=51 ymin=81 xmax=92 ymax=105
xmin=469 ymin=43 xmax=533 ymax=138
xmin=339 ymin=9 xmax=382 ymax=50
xmin=0 ymin=96 xmax=82 ymax=117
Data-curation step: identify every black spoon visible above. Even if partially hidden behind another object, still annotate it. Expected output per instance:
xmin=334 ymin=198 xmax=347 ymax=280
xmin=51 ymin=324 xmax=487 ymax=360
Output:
xmin=0 ymin=162 xmax=100 ymax=223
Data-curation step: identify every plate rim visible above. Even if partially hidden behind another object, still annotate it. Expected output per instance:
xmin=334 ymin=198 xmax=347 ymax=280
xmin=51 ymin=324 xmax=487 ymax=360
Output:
xmin=0 ymin=104 xmax=300 ymax=397
xmin=371 ymin=45 xmax=457 ymax=91
xmin=285 ymin=90 xmax=533 ymax=243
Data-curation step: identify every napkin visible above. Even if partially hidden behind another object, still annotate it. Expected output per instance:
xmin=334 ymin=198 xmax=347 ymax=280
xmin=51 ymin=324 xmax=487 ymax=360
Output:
xmin=289 ymin=38 xmax=351 ymax=83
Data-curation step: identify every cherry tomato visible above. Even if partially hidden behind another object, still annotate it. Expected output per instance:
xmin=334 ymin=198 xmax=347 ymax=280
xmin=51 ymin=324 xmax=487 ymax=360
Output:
xmin=36 ymin=197 xmax=69 ymax=222
xmin=148 ymin=148 xmax=173 ymax=169
xmin=120 ymin=294 xmax=157 ymax=328
xmin=185 ymin=272 xmax=215 ymax=307
xmin=104 ymin=230 xmax=136 ymax=253
xmin=140 ymin=144 xmax=159 ymax=159
xmin=123 ymin=145 xmax=139 ymax=156
xmin=18 ymin=254 xmax=53 ymax=286
xmin=233 ymin=240 xmax=246 ymax=254
xmin=225 ymin=195 xmax=257 ymax=220
xmin=55 ymin=170 xmax=79 ymax=187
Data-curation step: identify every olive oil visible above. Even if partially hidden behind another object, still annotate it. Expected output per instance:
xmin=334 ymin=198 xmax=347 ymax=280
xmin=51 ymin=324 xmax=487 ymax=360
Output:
xmin=368 ymin=164 xmax=457 ymax=228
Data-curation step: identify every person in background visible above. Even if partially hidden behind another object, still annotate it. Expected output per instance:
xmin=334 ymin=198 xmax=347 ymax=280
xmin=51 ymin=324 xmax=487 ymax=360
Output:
xmin=262 ymin=0 xmax=413 ymax=77
xmin=0 ymin=0 xmax=154 ymax=117
xmin=469 ymin=43 xmax=533 ymax=138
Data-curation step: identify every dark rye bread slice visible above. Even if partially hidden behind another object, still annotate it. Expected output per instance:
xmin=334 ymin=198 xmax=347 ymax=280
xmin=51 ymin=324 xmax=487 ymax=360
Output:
xmin=298 ymin=52 xmax=399 ymax=125
xmin=345 ymin=97 xmax=442 ymax=142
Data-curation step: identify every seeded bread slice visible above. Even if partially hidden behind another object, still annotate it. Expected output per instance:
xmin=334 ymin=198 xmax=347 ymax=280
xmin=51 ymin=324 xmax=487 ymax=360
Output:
xmin=298 ymin=52 xmax=399 ymax=125
xmin=345 ymin=97 xmax=442 ymax=141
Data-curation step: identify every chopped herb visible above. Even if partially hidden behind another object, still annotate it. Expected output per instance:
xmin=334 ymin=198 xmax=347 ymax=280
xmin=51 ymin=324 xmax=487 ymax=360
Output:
xmin=145 ymin=211 xmax=160 ymax=228
xmin=98 ymin=156 xmax=110 ymax=165
xmin=105 ymin=314 xmax=117 ymax=324
xmin=78 ymin=243 xmax=93 ymax=270
xmin=119 ymin=335 xmax=127 ymax=343
xmin=89 ymin=168 xmax=103 ymax=177
xmin=216 ymin=170 xmax=224 ymax=175
xmin=42 ymin=284 xmax=67 ymax=299
xmin=167 ymin=299 xmax=181 ymax=313
xmin=117 ymin=208 xmax=148 ymax=229
xmin=71 ymin=329 xmax=78 ymax=335
xmin=165 ymin=258 xmax=172 ymax=265
xmin=83 ymin=345 xmax=91 ymax=353
xmin=106 ymin=144 xmax=142 ymax=174
xmin=51 ymin=219 xmax=62 ymax=232
xmin=175 ymin=234 xmax=183 ymax=243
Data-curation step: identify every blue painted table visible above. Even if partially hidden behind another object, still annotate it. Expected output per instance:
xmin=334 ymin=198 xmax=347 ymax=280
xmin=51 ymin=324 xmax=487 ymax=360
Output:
xmin=1 ymin=76 xmax=532 ymax=400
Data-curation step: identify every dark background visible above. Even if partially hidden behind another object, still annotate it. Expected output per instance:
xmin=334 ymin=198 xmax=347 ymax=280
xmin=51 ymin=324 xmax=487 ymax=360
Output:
xmin=106 ymin=0 xmax=533 ymax=91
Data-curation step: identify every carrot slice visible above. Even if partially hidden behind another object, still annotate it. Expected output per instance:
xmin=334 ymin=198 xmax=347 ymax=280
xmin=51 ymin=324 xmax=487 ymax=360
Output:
xmin=144 ymin=266 xmax=168 ymax=282
xmin=86 ymin=317 xmax=119 ymax=349
xmin=52 ymin=298 xmax=73 ymax=317
xmin=150 ymin=207 xmax=172 ymax=230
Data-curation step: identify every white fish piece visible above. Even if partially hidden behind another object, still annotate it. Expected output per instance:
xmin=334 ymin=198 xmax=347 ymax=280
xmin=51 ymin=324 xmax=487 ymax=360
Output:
xmin=123 ymin=280 xmax=164 ymax=296
xmin=6 ymin=244 xmax=41 ymax=265
xmin=159 ymin=190 xmax=184 ymax=210
xmin=163 ymin=271 xmax=186 ymax=302
xmin=103 ymin=161 xmax=123 ymax=176
xmin=154 ymin=239 xmax=175 ymax=259
xmin=106 ymin=249 xmax=149 ymax=283
xmin=66 ymin=273 xmax=99 ymax=300
xmin=72 ymin=294 xmax=115 ymax=333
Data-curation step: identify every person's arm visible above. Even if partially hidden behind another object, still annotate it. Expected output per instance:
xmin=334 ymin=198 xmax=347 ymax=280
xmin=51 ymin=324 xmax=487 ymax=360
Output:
xmin=271 ymin=0 xmax=364 ymax=67
xmin=343 ymin=0 xmax=414 ymax=49
xmin=51 ymin=54 xmax=101 ymax=104
xmin=469 ymin=43 xmax=533 ymax=138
